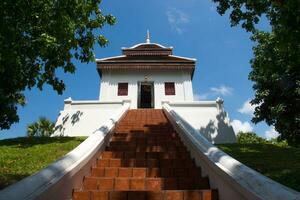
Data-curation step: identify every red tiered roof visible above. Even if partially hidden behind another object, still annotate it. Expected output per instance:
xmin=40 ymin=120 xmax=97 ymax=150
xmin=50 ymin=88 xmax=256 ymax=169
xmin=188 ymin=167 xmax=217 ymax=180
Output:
xmin=96 ymin=42 xmax=196 ymax=78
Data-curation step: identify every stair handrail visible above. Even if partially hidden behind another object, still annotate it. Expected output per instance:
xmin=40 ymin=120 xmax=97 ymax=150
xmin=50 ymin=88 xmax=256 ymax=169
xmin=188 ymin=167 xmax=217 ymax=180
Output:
xmin=0 ymin=100 xmax=131 ymax=200
xmin=163 ymin=102 xmax=300 ymax=200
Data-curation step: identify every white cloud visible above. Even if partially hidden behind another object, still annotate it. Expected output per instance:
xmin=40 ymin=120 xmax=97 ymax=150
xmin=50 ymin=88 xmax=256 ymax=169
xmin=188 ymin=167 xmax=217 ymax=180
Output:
xmin=194 ymin=93 xmax=209 ymax=100
xmin=196 ymin=85 xmax=233 ymax=100
xmin=265 ymin=126 xmax=279 ymax=140
xmin=210 ymin=85 xmax=233 ymax=96
xmin=210 ymin=4 xmax=216 ymax=12
xmin=166 ymin=8 xmax=189 ymax=34
xmin=231 ymin=119 xmax=253 ymax=134
xmin=238 ymin=100 xmax=255 ymax=116
xmin=193 ymin=94 xmax=201 ymax=101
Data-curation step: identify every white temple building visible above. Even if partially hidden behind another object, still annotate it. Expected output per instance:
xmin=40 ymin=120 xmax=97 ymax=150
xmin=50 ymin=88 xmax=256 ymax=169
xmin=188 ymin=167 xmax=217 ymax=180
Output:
xmin=4 ymin=33 xmax=298 ymax=200
xmin=54 ymin=33 xmax=236 ymax=144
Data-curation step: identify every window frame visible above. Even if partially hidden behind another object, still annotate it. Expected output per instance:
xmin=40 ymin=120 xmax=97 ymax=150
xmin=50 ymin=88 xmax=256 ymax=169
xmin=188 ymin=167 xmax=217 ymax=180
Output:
xmin=117 ymin=82 xmax=128 ymax=96
xmin=164 ymin=82 xmax=175 ymax=95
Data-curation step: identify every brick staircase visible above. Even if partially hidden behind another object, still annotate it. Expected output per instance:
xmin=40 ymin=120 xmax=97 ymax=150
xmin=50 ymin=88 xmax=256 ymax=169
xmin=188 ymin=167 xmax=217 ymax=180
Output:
xmin=73 ymin=109 xmax=218 ymax=200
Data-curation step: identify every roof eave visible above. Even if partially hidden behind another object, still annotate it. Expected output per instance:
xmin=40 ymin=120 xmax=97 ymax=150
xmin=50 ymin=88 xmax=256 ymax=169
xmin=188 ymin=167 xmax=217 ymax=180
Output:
xmin=168 ymin=55 xmax=197 ymax=62
xmin=96 ymin=55 xmax=126 ymax=62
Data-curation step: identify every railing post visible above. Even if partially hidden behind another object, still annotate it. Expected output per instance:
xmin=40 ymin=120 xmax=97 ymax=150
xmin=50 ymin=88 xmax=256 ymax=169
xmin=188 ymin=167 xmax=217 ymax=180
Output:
xmin=64 ymin=97 xmax=72 ymax=110
xmin=216 ymin=97 xmax=224 ymax=114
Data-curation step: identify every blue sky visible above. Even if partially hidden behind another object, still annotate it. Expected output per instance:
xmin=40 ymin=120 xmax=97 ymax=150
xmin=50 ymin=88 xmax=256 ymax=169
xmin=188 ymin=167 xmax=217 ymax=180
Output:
xmin=0 ymin=0 xmax=278 ymax=140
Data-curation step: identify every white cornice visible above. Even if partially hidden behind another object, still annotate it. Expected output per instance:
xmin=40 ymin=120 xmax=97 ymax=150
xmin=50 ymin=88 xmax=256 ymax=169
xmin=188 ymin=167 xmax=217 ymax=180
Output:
xmin=122 ymin=42 xmax=172 ymax=49
xmin=168 ymin=55 xmax=197 ymax=61
xmin=96 ymin=55 xmax=126 ymax=62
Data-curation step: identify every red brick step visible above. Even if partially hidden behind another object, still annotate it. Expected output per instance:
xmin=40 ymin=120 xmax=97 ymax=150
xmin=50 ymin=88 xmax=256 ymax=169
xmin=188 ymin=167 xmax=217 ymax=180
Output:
xmin=97 ymin=158 xmax=195 ymax=168
xmin=72 ymin=109 xmax=218 ymax=200
xmin=83 ymin=176 xmax=210 ymax=191
xmin=91 ymin=167 xmax=202 ymax=178
xmin=73 ymin=190 xmax=218 ymax=200
xmin=100 ymin=151 xmax=192 ymax=159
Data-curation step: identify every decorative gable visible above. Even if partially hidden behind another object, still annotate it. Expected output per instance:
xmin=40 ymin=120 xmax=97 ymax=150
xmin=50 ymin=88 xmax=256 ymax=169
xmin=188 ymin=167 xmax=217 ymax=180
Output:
xmin=96 ymin=33 xmax=196 ymax=79
xmin=122 ymin=43 xmax=173 ymax=56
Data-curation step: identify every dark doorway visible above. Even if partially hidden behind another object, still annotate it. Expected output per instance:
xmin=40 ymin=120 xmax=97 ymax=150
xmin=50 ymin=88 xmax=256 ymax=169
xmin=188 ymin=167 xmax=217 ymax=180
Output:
xmin=138 ymin=82 xmax=154 ymax=108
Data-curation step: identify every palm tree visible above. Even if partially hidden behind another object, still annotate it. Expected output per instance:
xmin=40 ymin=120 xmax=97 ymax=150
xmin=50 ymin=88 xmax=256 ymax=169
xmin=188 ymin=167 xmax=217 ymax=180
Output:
xmin=27 ymin=123 xmax=39 ymax=137
xmin=27 ymin=117 xmax=55 ymax=137
xmin=38 ymin=117 xmax=55 ymax=137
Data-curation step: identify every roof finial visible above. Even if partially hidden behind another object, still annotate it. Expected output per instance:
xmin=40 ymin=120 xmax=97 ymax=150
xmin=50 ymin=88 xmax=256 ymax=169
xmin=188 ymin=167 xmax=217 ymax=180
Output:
xmin=146 ymin=30 xmax=150 ymax=44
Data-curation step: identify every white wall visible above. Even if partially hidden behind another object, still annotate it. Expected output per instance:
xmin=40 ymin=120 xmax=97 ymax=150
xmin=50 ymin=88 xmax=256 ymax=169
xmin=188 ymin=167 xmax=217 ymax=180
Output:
xmin=53 ymin=100 xmax=128 ymax=137
xmin=99 ymin=69 xmax=193 ymax=108
xmin=168 ymin=101 xmax=237 ymax=144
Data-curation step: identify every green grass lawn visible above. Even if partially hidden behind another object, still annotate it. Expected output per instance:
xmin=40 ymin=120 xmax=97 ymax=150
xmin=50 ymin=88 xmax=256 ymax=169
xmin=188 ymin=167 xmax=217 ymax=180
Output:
xmin=217 ymin=143 xmax=300 ymax=192
xmin=0 ymin=137 xmax=86 ymax=189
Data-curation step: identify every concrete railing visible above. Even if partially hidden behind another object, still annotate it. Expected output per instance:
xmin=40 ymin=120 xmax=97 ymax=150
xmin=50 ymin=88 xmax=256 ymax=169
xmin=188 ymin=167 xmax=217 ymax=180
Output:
xmin=0 ymin=100 xmax=131 ymax=200
xmin=163 ymin=102 xmax=300 ymax=200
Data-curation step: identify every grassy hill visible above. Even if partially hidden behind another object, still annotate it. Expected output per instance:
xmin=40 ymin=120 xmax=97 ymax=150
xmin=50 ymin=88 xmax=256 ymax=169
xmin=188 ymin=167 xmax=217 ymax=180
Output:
xmin=217 ymin=143 xmax=300 ymax=192
xmin=1 ymin=135 xmax=299 ymax=193
xmin=0 ymin=137 xmax=86 ymax=189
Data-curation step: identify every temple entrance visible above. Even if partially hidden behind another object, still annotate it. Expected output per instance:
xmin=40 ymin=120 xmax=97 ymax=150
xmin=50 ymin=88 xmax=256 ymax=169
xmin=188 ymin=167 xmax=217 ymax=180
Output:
xmin=138 ymin=82 xmax=154 ymax=108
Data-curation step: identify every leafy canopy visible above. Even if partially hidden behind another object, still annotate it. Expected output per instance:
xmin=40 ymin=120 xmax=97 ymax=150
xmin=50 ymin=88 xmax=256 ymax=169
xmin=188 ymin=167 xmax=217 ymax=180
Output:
xmin=213 ymin=0 xmax=300 ymax=146
xmin=237 ymin=132 xmax=267 ymax=144
xmin=0 ymin=0 xmax=115 ymax=130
